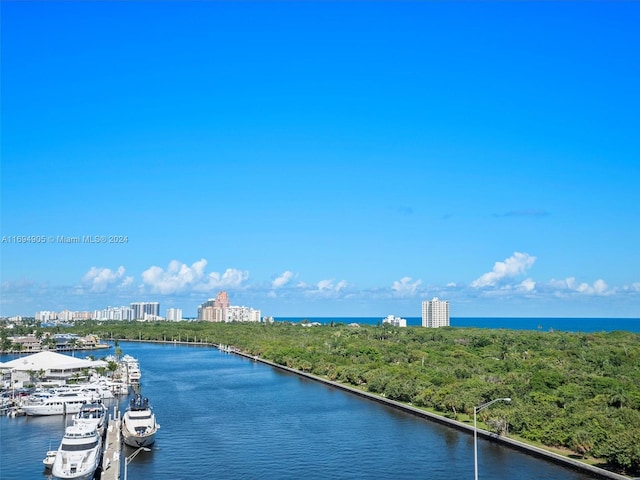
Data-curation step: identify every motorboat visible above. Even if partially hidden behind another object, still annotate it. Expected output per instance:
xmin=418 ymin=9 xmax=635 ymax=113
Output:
xmin=74 ymin=400 xmax=107 ymax=436
xmin=106 ymin=380 xmax=129 ymax=396
xmin=22 ymin=390 xmax=96 ymax=416
xmin=51 ymin=423 xmax=102 ymax=480
xmin=122 ymin=355 xmax=141 ymax=385
xmin=122 ymin=394 xmax=159 ymax=447
xmin=81 ymin=382 xmax=115 ymax=400
xmin=42 ymin=449 xmax=56 ymax=470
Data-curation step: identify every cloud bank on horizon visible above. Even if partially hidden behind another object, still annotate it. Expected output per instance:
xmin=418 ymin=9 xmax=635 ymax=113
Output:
xmin=2 ymin=252 xmax=637 ymax=318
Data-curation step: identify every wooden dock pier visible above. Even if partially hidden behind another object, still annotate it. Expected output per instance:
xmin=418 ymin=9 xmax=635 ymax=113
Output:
xmin=101 ymin=406 xmax=122 ymax=480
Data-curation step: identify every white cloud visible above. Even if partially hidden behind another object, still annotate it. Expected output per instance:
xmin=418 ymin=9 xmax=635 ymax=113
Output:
xmin=304 ymin=279 xmax=348 ymax=297
xmin=391 ymin=277 xmax=422 ymax=297
xmin=518 ymin=278 xmax=536 ymax=292
xmin=548 ymin=277 xmax=610 ymax=296
xmin=83 ymin=266 xmax=127 ymax=292
xmin=471 ymin=252 xmax=537 ymax=288
xmin=272 ymin=271 xmax=294 ymax=289
xmin=141 ymin=259 xmax=248 ymax=294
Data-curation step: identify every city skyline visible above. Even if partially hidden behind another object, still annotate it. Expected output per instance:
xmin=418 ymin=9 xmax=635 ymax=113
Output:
xmin=1 ymin=2 xmax=639 ymax=318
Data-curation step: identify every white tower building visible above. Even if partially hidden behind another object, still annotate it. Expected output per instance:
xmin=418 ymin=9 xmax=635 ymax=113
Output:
xmin=421 ymin=297 xmax=450 ymax=328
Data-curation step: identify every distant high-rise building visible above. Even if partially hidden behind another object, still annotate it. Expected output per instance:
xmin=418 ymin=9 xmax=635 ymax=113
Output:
xmin=197 ymin=299 xmax=215 ymax=321
xmin=422 ymin=297 xmax=450 ymax=328
xmin=197 ymin=292 xmax=261 ymax=323
xmin=166 ymin=308 xmax=183 ymax=322
xmin=214 ymin=291 xmax=229 ymax=320
xmin=130 ymin=302 xmax=160 ymax=320
xmin=198 ymin=292 xmax=229 ymax=322
xmin=35 ymin=311 xmax=58 ymax=322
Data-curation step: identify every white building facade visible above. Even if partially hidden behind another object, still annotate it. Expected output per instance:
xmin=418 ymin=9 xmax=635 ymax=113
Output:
xmin=421 ymin=297 xmax=450 ymax=328
xmin=382 ymin=315 xmax=407 ymax=327
xmin=166 ymin=308 xmax=183 ymax=322
xmin=226 ymin=306 xmax=261 ymax=323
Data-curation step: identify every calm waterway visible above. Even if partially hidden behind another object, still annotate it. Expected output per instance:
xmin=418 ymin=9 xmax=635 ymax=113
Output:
xmin=0 ymin=340 xmax=605 ymax=480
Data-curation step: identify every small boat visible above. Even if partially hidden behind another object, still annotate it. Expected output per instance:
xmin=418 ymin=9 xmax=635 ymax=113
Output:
xmin=74 ymin=400 xmax=107 ymax=437
xmin=51 ymin=423 xmax=102 ymax=480
xmin=42 ymin=449 xmax=56 ymax=470
xmin=122 ymin=394 xmax=159 ymax=447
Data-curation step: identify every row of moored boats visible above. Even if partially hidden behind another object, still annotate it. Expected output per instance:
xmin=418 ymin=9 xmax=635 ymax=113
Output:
xmin=35 ymin=355 xmax=159 ymax=480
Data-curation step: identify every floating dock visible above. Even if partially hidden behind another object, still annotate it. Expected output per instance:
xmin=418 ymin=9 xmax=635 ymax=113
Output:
xmin=101 ymin=406 xmax=122 ymax=480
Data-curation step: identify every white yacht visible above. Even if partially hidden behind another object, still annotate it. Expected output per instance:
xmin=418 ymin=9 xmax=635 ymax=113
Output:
xmin=51 ymin=423 xmax=102 ymax=480
xmin=122 ymin=394 xmax=159 ymax=447
xmin=73 ymin=400 xmax=107 ymax=437
xmin=121 ymin=355 xmax=142 ymax=385
xmin=22 ymin=390 xmax=96 ymax=416
xmin=81 ymin=382 xmax=115 ymax=400
xmin=105 ymin=380 xmax=129 ymax=396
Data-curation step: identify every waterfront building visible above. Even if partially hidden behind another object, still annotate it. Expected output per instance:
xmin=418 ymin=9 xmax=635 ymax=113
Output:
xmin=421 ymin=297 xmax=450 ymax=328
xmin=166 ymin=308 xmax=183 ymax=322
xmin=382 ymin=315 xmax=407 ymax=327
xmin=7 ymin=334 xmax=42 ymax=352
xmin=0 ymin=351 xmax=107 ymax=388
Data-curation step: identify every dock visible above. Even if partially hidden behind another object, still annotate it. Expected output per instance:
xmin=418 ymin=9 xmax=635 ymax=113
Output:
xmin=101 ymin=406 xmax=122 ymax=480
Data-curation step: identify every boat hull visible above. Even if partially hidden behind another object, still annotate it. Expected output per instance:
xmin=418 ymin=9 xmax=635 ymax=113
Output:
xmin=122 ymin=426 xmax=157 ymax=447
xmin=22 ymin=401 xmax=87 ymax=416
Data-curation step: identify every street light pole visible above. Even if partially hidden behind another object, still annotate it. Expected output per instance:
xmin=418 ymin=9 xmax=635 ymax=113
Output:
xmin=474 ymin=397 xmax=511 ymax=480
xmin=124 ymin=446 xmax=151 ymax=480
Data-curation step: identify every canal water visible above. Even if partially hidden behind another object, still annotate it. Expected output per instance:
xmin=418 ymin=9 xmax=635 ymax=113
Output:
xmin=1 ymin=342 xmax=600 ymax=479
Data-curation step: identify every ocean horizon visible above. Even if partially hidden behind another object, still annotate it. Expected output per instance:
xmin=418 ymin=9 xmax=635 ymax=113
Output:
xmin=274 ymin=316 xmax=640 ymax=333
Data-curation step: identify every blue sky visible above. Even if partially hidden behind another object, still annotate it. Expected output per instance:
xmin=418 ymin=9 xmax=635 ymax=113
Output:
xmin=1 ymin=1 xmax=639 ymax=319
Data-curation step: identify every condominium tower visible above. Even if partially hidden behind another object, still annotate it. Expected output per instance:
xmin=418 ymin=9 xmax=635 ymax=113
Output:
xmin=130 ymin=302 xmax=160 ymax=320
xmin=421 ymin=297 xmax=450 ymax=328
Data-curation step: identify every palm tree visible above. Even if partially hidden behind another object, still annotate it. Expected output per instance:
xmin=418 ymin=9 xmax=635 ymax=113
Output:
xmin=67 ymin=338 xmax=79 ymax=357
xmin=107 ymin=360 xmax=119 ymax=379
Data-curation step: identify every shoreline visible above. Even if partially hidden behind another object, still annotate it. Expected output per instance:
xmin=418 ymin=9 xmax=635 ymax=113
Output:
xmin=112 ymin=339 xmax=631 ymax=480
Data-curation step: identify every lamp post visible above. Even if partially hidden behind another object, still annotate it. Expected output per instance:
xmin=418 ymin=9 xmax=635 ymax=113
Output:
xmin=124 ymin=446 xmax=150 ymax=480
xmin=474 ymin=397 xmax=511 ymax=480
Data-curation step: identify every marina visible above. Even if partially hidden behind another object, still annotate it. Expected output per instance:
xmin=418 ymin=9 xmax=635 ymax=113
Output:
xmin=0 ymin=350 xmax=147 ymax=480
